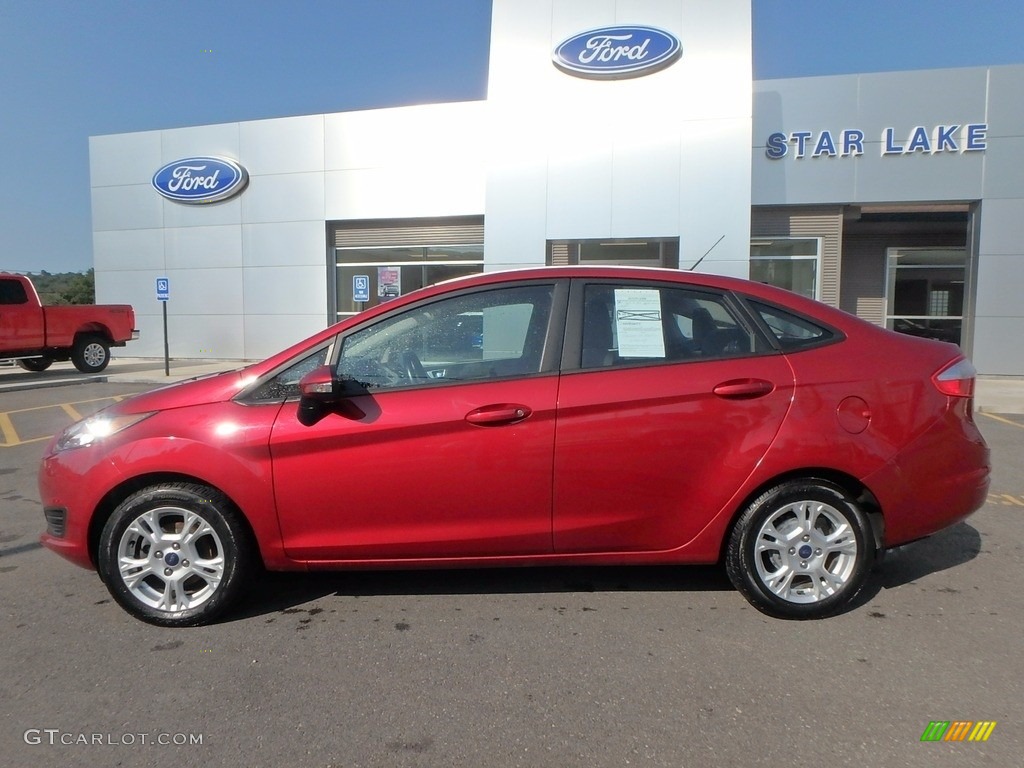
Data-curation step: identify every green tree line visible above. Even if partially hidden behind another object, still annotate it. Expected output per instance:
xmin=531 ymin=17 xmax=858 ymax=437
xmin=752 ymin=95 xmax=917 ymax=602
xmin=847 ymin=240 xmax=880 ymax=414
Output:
xmin=23 ymin=270 xmax=95 ymax=305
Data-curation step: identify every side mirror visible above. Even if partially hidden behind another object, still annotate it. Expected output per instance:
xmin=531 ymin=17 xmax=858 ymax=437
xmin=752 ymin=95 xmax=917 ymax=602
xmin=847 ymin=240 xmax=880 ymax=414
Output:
xmin=297 ymin=365 xmax=338 ymax=426
xmin=298 ymin=365 xmax=339 ymax=402
xmin=296 ymin=365 xmax=369 ymax=426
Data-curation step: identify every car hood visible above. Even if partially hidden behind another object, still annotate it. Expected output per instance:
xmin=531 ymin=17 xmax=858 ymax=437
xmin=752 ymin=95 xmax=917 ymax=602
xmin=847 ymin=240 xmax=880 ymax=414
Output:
xmin=113 ymin=367 xmax=254 ymax=415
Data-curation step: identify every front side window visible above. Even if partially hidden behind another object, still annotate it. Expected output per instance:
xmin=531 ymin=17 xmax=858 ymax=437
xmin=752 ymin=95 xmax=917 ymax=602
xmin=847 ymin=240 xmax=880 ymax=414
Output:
xmin=580 ymin=284 xmax=759 ymax=369
xmin=245 ymin=344 xmax=333 ymax=402
xmin=338 ymin=285 xmax=554 ymax=390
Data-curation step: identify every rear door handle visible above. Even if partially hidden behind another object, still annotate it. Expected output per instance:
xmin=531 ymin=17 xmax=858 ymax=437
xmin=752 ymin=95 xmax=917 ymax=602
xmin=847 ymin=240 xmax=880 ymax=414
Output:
xmin=712 ymin=378 xmax=775 ymax=399
xmin=465 ymin=404 xmax=532 ymax=426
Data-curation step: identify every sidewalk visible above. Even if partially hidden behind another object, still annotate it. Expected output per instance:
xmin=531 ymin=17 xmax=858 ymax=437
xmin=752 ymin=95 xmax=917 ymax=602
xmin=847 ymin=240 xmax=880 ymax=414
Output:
xmin=0 ymin=358 xmax=247 ymax=393
xmin=975 ymin=377 xmax=1024 ymax=414
xmin=2 ymin=358 xmax=1023 ymax=413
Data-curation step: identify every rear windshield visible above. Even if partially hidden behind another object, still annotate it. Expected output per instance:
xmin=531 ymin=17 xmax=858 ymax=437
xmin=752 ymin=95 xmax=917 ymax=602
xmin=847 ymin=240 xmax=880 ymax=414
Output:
xmin=0 ymin=279 xmax=28 ymax=305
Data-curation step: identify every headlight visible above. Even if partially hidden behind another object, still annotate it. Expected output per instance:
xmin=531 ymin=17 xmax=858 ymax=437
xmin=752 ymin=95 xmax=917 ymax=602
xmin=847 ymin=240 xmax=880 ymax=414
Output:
xmin=53 ymin=411 xmax=155 ymax=453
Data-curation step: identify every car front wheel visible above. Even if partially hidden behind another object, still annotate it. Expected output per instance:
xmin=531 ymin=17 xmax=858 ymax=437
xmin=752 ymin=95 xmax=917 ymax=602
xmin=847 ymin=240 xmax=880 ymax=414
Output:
xmin=98 ymin=483 xmax=253 ymax=627
xmin=725 ymin=479 xmax=875 ymax=619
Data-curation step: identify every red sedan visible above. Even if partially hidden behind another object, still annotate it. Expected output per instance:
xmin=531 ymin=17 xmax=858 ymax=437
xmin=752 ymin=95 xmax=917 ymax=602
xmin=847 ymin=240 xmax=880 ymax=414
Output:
xmin=38 ymin=267 xmax=990 ymax=625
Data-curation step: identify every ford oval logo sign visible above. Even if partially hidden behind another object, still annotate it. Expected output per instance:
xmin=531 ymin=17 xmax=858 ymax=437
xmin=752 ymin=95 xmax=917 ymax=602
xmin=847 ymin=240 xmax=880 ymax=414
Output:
xmin=152 ymin=156 xmax=248 ymax=204
xmin=553 ymin=25 xmax=681 ymax=79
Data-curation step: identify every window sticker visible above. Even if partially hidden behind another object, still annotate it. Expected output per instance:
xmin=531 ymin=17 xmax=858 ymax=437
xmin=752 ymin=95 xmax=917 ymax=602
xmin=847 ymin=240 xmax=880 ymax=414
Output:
xmin=377 ymin=266 xmax=401 ymax=301
xmin=614 ymin=289 xmax=665 ymax=358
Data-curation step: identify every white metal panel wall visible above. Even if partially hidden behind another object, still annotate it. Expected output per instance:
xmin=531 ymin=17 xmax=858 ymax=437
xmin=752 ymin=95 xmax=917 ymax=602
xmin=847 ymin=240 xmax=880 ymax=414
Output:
xmin=92 ymin=102 xmax=488 ymax=360
xmin=753 ymin=64 xmax=1024 ymax=374
xmin=972 ymin=67 xmax=1024 ymax=375
xmin=323 ymin=102 xmax=487 ymax=221
xmin=752 ymin=68 xmax=990 ymax=206
xmin=92 ymin=115 xmax=327 ymax=360
xmin=485 ymin=0 xmax=753 ymax=276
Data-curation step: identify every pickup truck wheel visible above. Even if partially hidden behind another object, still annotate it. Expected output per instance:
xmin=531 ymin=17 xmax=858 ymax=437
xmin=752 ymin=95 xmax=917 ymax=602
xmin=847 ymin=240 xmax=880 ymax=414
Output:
xmin=17 ymin=357 xmax=53 ymax=372
xmin=72 ymin=335 xmax=110 ymax=373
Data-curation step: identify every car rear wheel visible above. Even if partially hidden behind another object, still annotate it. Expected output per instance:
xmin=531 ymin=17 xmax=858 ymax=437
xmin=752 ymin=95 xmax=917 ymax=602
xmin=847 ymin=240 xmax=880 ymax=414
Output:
xmin=97 ymin=483 xmax=253 ymax=627
xmin=725 ymin=480 xmax=875 ymax=619
xmin=71 ymin=335 xmax=110 ymax=373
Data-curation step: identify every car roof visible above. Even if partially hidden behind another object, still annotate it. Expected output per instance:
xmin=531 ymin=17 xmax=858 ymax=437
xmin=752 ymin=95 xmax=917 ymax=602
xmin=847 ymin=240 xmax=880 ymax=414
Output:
xmin=433 ymin=265 xmax=857 ymax=323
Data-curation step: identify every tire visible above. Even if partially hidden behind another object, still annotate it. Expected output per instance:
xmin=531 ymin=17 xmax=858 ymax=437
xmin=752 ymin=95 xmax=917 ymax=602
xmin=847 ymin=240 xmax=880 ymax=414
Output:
xmin=97 ymin=483 xmax=253 ymax=627
xmin=725 ymin=479 xmax=876 ymax=619
xmin=17 ymin=357 xmax=53 ymax=372
xmin=71 ymin=334 xmax=110 ymax=373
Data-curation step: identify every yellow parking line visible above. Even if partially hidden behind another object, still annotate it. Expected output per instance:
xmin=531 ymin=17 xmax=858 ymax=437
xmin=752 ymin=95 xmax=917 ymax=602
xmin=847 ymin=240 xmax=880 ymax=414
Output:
xmin=2 ymin=396 xmax=118 ymax=416
xmin=0 ymin=394 xmax=131 ymax=449
xmin=60 ymin=403 xmax=83 ymax=420
xmin=0 ymin=435 xmax=51 ymax=449
xmin=980 ymin=412 xmax=1024 ymax=429
xmin=995 ymin=494 xmax=1024 ymax=507
xmin=0 ymin=411 xmax=19 ymax=446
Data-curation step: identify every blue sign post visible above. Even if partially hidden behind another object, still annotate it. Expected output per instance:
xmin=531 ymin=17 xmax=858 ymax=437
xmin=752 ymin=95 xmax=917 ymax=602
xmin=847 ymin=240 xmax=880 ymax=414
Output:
xmin=353 ymin=275 xmax=370 ymax=304
xmin=156 ymin=277 xmax=170 ymax=375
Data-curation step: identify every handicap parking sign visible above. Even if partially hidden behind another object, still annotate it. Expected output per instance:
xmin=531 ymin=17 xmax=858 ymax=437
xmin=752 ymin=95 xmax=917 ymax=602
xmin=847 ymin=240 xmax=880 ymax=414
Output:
xmin=156 ymin=277 xmax=170 ymax=301
xmin=353 ymin=275 xmax=370 ymax=303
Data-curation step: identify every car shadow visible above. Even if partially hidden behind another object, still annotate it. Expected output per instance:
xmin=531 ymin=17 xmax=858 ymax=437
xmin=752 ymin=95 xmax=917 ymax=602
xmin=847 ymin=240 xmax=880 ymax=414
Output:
xmin=226 ymin=564 xmax=733 ymax=623
xmin=846 ymin=521 xmax=983 ymax=611
xmin=225 ymin=521 xmax=982 ymax=623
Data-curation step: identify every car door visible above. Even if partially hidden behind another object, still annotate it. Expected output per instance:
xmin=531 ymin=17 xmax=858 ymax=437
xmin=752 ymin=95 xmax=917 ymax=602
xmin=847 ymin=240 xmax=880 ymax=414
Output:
xmin=552 ymin=280 xmax=794 ymax=554
xmin=269 ymin=281 xmax=567 ymax=561
xmin=0 ymin=277 xmax=45 ymax=350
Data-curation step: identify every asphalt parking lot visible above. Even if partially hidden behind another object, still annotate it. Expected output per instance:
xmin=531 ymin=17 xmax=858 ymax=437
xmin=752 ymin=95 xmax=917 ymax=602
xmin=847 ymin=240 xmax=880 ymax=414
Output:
xmin=1 ymin=378 xmax=1021 ymax=768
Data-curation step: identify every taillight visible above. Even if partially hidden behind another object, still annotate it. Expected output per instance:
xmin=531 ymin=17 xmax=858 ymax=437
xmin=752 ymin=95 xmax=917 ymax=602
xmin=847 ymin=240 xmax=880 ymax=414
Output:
xmin=933 ymin=358 xmax=976 ymax=398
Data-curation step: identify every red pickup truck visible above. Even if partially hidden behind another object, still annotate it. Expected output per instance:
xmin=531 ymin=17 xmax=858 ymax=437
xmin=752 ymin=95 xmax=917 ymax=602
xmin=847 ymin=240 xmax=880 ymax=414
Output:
xmin=0 ymin=273 xmax=137 ymax=373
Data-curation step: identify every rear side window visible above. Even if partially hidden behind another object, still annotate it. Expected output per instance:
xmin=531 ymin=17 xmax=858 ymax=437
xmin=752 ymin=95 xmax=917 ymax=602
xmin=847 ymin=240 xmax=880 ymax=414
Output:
xmin=749 ymin=301 xmax=836 ymax=351
xmin=581 ymin=284 xmax=764 ymax=369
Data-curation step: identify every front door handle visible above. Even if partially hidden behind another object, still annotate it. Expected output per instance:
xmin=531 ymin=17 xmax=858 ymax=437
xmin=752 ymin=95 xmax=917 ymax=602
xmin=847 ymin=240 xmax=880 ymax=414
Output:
xmin=465 ymin=404 xmax=532 ymax=426
xmin=712 ymin=378 xmax=775 ymax=399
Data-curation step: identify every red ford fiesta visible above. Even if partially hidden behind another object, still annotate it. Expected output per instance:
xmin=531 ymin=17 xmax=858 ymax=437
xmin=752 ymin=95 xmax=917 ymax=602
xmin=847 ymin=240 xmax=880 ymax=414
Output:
xmin=39 ymin=267 xmax=990 ymax=625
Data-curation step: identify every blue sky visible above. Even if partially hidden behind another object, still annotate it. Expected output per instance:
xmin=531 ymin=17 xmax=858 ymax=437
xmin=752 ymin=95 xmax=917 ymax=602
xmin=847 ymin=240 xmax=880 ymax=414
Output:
xmin=2 ymin=0 xmax=1022 ymax=274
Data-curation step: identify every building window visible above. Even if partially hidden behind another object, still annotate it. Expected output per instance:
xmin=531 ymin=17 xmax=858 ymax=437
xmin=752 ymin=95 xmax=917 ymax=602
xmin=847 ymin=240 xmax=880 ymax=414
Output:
xmin=885 ymin=247 xmax=965 ymax=346
xmin=547 ymin=239 xmax=679 ymax=268
xmin=749 ymin=238 xmax=822 ymax=300
xmin=334 ymin=245 xmax=483 ymax=319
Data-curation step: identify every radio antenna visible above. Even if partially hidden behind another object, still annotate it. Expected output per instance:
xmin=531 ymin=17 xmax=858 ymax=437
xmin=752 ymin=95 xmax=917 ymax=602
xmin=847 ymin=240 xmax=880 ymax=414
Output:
xmin=688 ymin=234 xmax=725 ymax=272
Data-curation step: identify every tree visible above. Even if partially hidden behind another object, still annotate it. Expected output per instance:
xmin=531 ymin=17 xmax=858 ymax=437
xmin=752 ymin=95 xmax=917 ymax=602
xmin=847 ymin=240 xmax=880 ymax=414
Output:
xmin=25 ymin=270 xmax=95 ymax=305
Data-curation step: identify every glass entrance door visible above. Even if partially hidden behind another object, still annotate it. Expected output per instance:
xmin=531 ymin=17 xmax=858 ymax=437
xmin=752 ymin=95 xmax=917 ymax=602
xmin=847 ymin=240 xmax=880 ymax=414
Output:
xmin=334 ymin=245 xmax=484 ymax=319
xmin=885 ymin=247 xmax=966 ymax=346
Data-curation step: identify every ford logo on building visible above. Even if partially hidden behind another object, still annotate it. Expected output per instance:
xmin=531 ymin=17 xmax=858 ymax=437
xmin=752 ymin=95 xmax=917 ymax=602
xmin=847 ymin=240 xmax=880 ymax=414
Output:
xmin=152 ymin=156 xmax=248 ymax=204
xmin=553 ymin=25 xmax=681 ymax=79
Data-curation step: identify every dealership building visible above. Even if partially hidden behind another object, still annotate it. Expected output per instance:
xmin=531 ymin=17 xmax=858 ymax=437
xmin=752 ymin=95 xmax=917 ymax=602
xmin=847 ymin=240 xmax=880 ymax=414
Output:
xmin=90 ymin=0 xmax=1024 ymax=376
